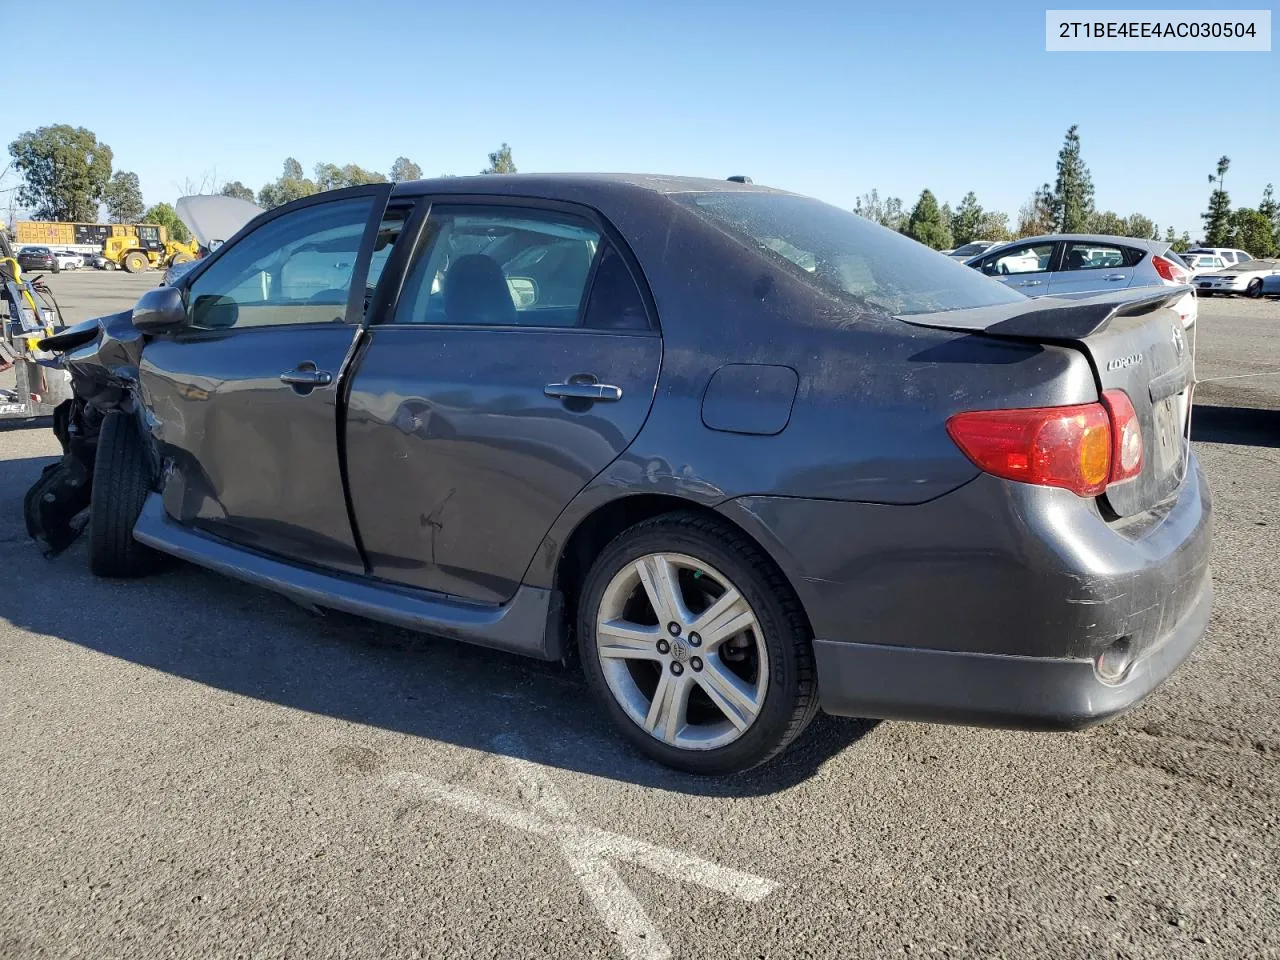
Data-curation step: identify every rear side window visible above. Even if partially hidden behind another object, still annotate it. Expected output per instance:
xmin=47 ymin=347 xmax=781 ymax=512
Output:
xmin=581 ymin=243 xmax=651 ymax=331
xmin=1060 ymin=242 xmax=1143 ymax=270
xmin=675 ymin=192 xmax=1025 ymax=316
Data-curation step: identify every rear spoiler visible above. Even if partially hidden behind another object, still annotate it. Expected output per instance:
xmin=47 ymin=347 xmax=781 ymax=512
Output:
xmin=901 ymin=285 xmax=1192 ymax=342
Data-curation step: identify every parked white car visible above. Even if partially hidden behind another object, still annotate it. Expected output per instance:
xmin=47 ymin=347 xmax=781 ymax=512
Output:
xmin=1185 ymin=247 xmax=1252 ymax=266
xmin=53 ymin=251 xmax=83 ymax=270
xmin=1194 ymin=257 xmax=1280 ymax=297
xmin=1182 ymin=252 xmax=1228 ymax=279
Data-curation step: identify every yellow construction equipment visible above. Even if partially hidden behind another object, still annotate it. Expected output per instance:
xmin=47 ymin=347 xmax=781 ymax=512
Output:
xmin=103 ymin=226 xmax=199 ymax=273
xmin=14 ymin=220 xmax=198 ymax=273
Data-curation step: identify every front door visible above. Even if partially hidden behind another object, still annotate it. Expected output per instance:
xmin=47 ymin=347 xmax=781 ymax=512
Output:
xmin=140 ymin=185 xmax=392 ymax=573
xmin=976 ymin=240 xmax=1058 ymax=296
xmin=343 ymin=201 xmax=662 ymax=603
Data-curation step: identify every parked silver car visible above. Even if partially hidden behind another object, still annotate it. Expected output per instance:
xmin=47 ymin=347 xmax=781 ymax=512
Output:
xmin=966 ymin=234 xmax=1193 ymax=295
xmin=965 ymin=234 xmax=1197 ymax=328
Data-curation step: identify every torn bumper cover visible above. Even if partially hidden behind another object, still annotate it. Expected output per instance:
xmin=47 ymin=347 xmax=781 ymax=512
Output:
xmin=23 ymin=400 xmax=95 ymax=556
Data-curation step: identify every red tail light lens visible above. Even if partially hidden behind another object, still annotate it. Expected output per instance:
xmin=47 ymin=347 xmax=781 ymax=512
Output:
xmin=1101 ymin=388 xmax=1142 ymax=483
xmin=1151 ymin=254 xmax=1186 ymax=284
xmin=946 ymin=404 xmax=1112 ymax=497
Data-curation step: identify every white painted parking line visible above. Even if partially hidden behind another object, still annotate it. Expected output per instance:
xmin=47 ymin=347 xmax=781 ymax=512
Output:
xmin=387 ymin=736 xmax=778 ymax=960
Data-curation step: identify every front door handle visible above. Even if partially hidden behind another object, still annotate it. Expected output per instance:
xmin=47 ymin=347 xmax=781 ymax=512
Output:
xmin=545 ymin=379 xmax=623 ymax=402
xmin=280 ymin=368 xmax=333 ymax=387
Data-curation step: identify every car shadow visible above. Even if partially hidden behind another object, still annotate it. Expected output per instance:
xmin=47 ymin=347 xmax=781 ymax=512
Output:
xmin=1191 ymin=404 xmax=1280 ymax=449
xmin=0 ymin=451 xmax=877 ymax=798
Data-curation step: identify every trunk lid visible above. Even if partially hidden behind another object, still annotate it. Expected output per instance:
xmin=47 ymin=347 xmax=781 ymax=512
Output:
xmin=901 ymin=286 xmax=1194 ymax=517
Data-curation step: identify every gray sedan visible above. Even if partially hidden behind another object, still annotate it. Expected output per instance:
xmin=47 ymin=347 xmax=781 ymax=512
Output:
xmin=27 ymin=176 xmax=1211 ymax=775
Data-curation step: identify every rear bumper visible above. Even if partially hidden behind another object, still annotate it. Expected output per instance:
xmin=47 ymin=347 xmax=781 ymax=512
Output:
xmin=813 ymin=573 xmax=1211 ymax=729
xmin=719 ymin=451 xmax=1214 ymax=730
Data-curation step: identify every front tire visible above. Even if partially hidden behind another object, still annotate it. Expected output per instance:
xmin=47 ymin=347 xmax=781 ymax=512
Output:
xmin=1247 ymin=278 xmax=1263 ymax=298
xmin=123 ymin=252 xmax=148 ymax=274
xmin=88 ymin=412 xmax=158 ymax=578
xmin=577 ymin=513 xmax=818 ymax=775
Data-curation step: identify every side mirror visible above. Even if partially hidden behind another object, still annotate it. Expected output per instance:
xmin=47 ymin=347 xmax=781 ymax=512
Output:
xmin=132 ymin=285 xmax=188 ymax=334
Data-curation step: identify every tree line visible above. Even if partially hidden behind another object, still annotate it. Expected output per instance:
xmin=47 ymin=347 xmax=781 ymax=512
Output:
xmin=856 ymin=124 xmax=1279 ymax=258
xmin=4 ymin=125 xmax=519 ymax=236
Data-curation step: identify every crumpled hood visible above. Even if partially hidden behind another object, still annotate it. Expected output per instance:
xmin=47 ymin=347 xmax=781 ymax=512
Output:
xmin=175 ymin=195 xmax=263 ymax=250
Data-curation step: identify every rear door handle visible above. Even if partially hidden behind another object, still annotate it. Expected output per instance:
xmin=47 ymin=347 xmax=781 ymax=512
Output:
xmin=1104 ymin=273 xmax=1128 ymax=281
xmin=280 ymin=368 xmax=333 ymax=387
xmin=1017 ymin=279 xmax=1043 ymax=287
xmin=545 ymin=380 xmax=623 ymax=402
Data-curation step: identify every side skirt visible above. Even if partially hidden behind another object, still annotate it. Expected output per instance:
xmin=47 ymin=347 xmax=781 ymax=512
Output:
xmin=132 ymin=494 xmax=561 ymax=660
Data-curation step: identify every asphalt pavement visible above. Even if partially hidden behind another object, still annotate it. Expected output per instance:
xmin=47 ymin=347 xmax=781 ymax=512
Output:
xmin=1 ymin=275 xmax=1278 ymax=959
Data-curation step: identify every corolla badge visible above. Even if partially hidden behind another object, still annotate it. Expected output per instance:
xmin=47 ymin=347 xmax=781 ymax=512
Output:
xmin=1107 ymin=353 xmax=1143 ymax=372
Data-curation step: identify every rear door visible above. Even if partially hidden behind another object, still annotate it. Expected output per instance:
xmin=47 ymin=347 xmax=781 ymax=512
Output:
xmin=1048 ymin=240 xmax=1139 ymax=295
xmin=343 ymin=199 xmax=662 ymax=604
xmin=140 ymin=185 xmax=393 ymax=573
xmin=975 ymin=240 xmax=1058 ymax=295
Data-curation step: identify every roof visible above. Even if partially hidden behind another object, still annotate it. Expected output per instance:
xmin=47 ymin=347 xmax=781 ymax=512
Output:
xmin=996 ymin=233 xmax=1171 ymax=254
xmin=390 ymin=172 xmax=792 ymax=202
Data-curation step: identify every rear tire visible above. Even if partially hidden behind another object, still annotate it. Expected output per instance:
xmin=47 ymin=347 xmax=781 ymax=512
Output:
xmin=88 ymin=412 xmax=158 ymax=578
xmin=1247 ymin=279 xmax=1263 ymax=298
xmin=123 ymin=252 xmax=148 ymax=274
xmin=577 ymin=512 xmax=818 ymax=775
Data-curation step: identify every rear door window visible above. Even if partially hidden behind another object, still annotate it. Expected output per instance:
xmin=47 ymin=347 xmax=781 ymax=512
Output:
xmin=390 ymin=206 xmax=604 ymax=327
xmin=1060 ymin=242 xmax=1141 ymax=270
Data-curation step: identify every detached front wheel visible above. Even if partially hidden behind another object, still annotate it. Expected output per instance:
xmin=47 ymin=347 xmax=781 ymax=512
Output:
xmin=89 ymin=412 xmax=158 ymax=578
xmin=578 ymin=514 xmax=817 ymax=775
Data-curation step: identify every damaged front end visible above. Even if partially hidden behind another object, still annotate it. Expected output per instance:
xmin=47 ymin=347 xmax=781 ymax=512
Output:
xmin=24 ymin=310 xmax=150 ymax=556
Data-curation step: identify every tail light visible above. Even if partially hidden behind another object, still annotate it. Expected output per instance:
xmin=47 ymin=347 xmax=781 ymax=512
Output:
xmin=1101 ymin=389 xmax=1142 ymax=483
xmin=946 ymin=392 xmax=1143 ymax=498
xmin=1151 ymin=254 xmax=1187 ymax=284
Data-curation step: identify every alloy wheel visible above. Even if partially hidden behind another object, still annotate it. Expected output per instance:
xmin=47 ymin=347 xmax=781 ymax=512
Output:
xmin=594 ymin=552 xmax=769 ymax=751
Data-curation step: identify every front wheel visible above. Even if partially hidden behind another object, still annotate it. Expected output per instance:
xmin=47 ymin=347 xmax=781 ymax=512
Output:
xmin=1247 ymin=278 xmax=1263 ymax=298
xmin=88 ymin=412 xmax=159 ymax=578
xmin=123 ymin=252 xmax=148 ymax=273
xmin=577 ymin=513 xmax=818 ymax=775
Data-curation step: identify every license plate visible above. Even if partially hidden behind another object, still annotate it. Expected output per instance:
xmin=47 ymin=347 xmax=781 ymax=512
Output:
xmin=1152 ymin=394 xmax=1183 ymax=474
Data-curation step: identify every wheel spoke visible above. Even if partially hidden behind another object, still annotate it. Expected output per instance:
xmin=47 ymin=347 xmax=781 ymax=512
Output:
xmin=635 ymin=555 xmax=688 ymax=626
xmin=644 ymin=672 xmax=691 ymax=743
xmin=696 ymin=658 xmax=762 ymax=732
xmin=597 ymin=619 xmax=662 ymax=661
xmin=690 ymin=587 xmax=754 ymax=650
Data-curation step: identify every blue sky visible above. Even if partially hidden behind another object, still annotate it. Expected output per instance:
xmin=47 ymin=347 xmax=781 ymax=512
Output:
xmin=2 ymin=1 xmax=1275 ymax=236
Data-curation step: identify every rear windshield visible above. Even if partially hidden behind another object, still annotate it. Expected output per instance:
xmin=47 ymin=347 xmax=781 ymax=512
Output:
xmin=950 ymin=242 xmax=991 ymax=257
xmin=675 ymin=192 xmax=1025 ymax=316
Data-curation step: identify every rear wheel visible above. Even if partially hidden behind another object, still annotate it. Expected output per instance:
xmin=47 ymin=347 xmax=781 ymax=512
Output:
xmin=89 ymin=412 xmax=158 ymax=578
xmin=123 ymin=252 xmax=148 ymax=274
xmin=1247 ymin=278 xmax=1263 ymax=298
xmin=577 ymin=513 xmax=817 ymax=775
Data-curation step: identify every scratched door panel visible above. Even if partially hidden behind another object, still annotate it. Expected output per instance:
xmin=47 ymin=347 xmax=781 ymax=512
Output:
xmin=343 ymin=326 xmax=661 ymax=603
